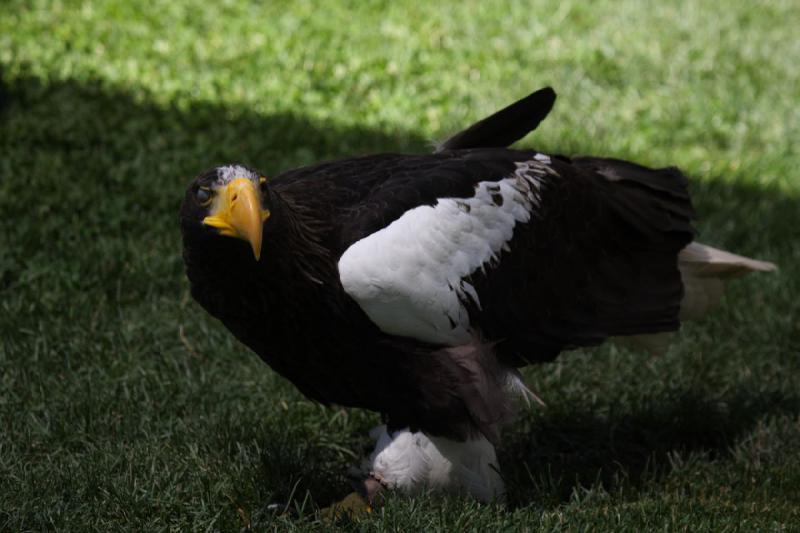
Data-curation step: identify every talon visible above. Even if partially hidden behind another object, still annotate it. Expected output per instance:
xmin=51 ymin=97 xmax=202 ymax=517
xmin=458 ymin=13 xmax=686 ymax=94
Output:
xmin=320 ymin=491 xmax=372 ymax=521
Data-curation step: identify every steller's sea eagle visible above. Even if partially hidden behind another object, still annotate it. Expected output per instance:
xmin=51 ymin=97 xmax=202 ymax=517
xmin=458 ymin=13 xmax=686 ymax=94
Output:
xmin=179 ymin=87 xmax=775 ymax=507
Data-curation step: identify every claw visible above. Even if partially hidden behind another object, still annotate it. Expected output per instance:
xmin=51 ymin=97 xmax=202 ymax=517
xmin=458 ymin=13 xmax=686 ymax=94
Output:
xmin=320 ymin=477 xmax=386 ymax=521
xmin=319 ymin=491 xmax=372 ymax=521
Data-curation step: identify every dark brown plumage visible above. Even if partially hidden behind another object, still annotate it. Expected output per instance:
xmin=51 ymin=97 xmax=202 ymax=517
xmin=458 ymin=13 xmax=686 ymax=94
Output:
xmin=179 ymin=87 xmax=774 ymax=501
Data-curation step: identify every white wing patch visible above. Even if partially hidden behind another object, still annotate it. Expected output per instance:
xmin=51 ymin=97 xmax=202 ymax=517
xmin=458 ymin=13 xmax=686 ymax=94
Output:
xmin=338 ymin=159 xmax=551 ymax=345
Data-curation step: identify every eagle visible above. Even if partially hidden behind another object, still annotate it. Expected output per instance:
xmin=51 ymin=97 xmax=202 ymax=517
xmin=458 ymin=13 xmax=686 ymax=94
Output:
xmin=179 ymin=87 xmax=775 ymax=506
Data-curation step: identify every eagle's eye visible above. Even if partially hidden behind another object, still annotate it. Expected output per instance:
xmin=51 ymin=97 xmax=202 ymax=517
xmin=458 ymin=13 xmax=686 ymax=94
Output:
xmin=196 ymin=186 xmax=213 ymax=206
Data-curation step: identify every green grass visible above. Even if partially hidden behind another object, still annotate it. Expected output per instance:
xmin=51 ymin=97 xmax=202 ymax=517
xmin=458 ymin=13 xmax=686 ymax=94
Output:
xmin=1 ymin=0 xmax=799 ymax=530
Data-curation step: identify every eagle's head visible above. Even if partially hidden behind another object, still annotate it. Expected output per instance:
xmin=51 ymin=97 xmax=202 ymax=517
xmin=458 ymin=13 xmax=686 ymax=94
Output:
xmin=179 ymin=164 xmax=272 ymax=261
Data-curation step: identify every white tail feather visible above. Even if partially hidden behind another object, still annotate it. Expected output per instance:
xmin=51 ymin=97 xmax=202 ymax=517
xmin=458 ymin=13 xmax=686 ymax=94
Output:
xmin=678 ymin=242 xmax=776 ymax=320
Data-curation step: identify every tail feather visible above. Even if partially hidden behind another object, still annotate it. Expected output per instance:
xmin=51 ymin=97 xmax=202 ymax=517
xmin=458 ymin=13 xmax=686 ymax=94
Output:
xmin=678 ymin=242 xmax=776 ymax=320
xmin=679 ymin=242 xmax=776 ymax=278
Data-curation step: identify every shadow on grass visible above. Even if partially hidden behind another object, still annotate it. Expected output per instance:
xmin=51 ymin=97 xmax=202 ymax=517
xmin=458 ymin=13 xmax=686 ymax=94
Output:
xmin=0 ymin=74 xmax=429 ymax=182
xmin=3 ymin=74 xmax=797 ymax=515
xmin=502 ymin=385 xmax=799 ymax=508
xmin=0 ymin=73 xmax=429 ymax=295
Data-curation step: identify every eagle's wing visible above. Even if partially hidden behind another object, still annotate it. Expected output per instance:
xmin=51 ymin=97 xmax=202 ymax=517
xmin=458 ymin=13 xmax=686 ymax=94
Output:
xmin=335 ymin=150 xmax=696 ymax=365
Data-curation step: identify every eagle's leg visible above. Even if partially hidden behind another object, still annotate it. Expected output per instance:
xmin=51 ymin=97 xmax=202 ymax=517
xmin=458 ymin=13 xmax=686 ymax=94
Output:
xmin=358 ymin=424 xmax=505 ymax=502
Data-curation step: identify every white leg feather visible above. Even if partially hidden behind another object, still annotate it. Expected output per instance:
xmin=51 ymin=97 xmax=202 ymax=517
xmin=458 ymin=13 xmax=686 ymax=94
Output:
xmin=428 ymin=435 xmax=505 ymax=502
xmin=364 ymin=425 xmax=505 ymax=502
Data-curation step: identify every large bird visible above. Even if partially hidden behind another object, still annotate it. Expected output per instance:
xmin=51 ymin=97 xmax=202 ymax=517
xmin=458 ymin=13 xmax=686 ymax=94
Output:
xmin=179 ymin=87 xmax=775 ymax=505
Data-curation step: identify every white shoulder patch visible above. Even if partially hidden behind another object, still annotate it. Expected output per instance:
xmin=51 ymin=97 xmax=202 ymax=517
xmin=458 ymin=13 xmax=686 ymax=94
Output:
xmin=338 ymin=159 xmax=551 ymax=345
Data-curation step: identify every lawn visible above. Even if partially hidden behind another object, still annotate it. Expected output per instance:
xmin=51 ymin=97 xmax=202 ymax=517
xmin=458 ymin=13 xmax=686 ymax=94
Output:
xmin=1 ymin=0 xmax=799 ymax=530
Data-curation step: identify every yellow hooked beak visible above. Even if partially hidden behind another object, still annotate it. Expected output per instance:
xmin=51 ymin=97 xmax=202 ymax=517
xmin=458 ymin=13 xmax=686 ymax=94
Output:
xmin=202 ymin=177 xmax=270 ymax=260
